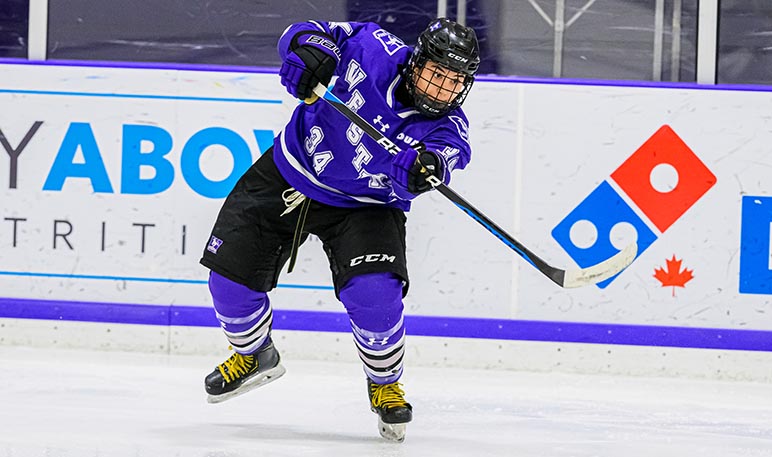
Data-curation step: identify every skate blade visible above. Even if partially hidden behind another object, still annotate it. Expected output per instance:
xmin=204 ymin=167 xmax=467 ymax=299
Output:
xmin=378 ymin=419 xmax=407 ymax=442
xmin=206 ymin=364 xmax=287 ymax=404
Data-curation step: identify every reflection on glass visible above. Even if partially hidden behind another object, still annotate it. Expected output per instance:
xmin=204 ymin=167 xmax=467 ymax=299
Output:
xmin=346 ymin=0 xmax=498 ymax=74
xmin=42 ymin=0 xmax=699 ymax=83
xmin=718 ymin=1 xmax=772 ymax=85
xmin=0 ymin=0 xmax=28 ymax=58
xmin=47 ymin=0 xmax=348 ymax=66
xmin=490 ymin=0 xmax=697 ymax=82
xmin=45 ymin=0 xmax=496 ymax=72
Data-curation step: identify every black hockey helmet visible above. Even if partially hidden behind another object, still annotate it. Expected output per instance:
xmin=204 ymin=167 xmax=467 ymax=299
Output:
xmin=405 ymin=18 xmax=480 ymax=117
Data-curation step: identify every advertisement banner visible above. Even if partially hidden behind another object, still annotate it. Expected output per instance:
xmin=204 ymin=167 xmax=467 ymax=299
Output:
xmin=1 ymin=63 xmax=770 ymax=352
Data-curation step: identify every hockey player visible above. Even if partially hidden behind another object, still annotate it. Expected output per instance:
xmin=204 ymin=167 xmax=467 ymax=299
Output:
xmin=200 ymin=17 xmax=480 ymax=442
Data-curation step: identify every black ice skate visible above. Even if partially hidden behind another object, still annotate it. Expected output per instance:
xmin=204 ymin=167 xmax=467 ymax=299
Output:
xmin=205 ymin=342 xmax=286 ymax=404
xmin=367 ymin=378 xmax=413 ymax=442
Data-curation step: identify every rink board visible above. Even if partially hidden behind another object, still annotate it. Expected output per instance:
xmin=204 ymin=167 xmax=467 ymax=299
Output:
xmin=0 ymin=61 xmax=771 ymax=379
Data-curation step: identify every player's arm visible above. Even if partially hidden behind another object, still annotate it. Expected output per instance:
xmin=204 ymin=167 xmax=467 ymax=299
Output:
xmin=276 ymin=21 xmax=370 ymax=100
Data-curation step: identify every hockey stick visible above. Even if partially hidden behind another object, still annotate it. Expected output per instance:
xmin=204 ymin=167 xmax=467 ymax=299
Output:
xmin=310 ymin=83 xmax=637 ymax=288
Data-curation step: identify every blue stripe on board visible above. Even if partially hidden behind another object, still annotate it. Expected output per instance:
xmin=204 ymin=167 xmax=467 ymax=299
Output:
xmin=0 ymin=271 xmax=334 ymax=290
xmin=0 ymin=88 xmax=281 ymax=104
xmin=1 ymin=297 xmax=770 ymax=352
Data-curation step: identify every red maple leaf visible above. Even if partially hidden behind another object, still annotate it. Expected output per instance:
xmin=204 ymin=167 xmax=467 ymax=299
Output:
xmin=654 ymin=255 xmax=694 ymax=296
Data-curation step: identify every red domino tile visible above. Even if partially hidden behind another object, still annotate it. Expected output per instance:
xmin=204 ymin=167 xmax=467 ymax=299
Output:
xmin=610 ymin=125 xmax=716 ymax=232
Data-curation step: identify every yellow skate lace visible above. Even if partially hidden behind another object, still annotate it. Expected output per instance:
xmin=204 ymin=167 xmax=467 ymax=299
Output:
xmin=217 ymin=350 xmax=255 ymax=383
xmin=370 ymin=382 xmax=408 ymax=409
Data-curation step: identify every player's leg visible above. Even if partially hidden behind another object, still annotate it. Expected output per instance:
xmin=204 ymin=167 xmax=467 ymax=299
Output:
xmin=314 ymin=205 xmax=412 ymax=441
xmin=340 ymin=272 xmax=413 ymax=442
xmin=199 ymin=147 xmax=303 ymax=403
xmin=340 ymin=272 xmax=407 ymax=385
xmin=203 ymin=271 xmax=286 ymax=403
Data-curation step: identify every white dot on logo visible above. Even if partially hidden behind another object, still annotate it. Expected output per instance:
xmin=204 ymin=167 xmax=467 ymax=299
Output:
xmin=569 ymin=219 xmax=598 ymax=249
xmin=609 ymin=222 xmax=638 ymax=251
xmin=650 ymin=163 xmax=679 ymax=193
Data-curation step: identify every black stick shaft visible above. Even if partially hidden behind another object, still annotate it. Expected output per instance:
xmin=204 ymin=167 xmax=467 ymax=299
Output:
xmin=313 ymin=84 xmax=566 ymax=287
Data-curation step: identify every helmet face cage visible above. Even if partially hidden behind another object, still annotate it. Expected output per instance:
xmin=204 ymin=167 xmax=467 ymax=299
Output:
xmin=405 ymin=18 xmax=480 ymax=118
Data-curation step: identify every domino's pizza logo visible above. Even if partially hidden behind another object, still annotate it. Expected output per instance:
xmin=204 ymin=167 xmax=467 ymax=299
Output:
xmin=207 ymin=235 xmax=223 ymax=254
xmin=551 ymin=125 xmax=717 ymax=288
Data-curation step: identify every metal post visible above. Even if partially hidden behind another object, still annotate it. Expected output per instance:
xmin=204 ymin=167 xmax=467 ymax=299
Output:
xmin=696 ymin=0 xmax=719 ymax=84
xmin=653 ymin=0 xmax=665 ymax=81
xmin=553 ymin=0 xmax=565 ymax=78
xmin=438 ymin=0 xmax=448 ymax=18
xmin=457 ymin=0 xmax=467 ymax=26
xmin=28 ymin=0 xmax=49 ymax=60
xmin=671 ymin=0 xmax=683 ymax=81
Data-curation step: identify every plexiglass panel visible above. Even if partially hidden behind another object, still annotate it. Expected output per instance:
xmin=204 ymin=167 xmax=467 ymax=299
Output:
xmin=47 ymin=0 xmax=349 ymax=66
xmin=347 ymin=0 xmax=498 ymax=74
xmin=45 ymin=0 xmax=495 ymax=71
xmin=0 ymin=0 xmax=28 ymax=58
xmin=488 ymin=0 xmax=697 ymax=81
xmin=38 ymin=0 xmax=699 ymax=83
xmin=718 ymin=1 xmax=772 ymax=85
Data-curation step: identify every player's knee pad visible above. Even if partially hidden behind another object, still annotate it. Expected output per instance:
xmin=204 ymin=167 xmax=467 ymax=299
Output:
xmin=340 ymin=272 xmax=404 ymax=333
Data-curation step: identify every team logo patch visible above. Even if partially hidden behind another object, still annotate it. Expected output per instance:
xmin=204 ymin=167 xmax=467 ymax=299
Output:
xmin=207 ymin=236 xmax=224 ymax=254
xmin=373 ymin=29 xmax=406 ymax=55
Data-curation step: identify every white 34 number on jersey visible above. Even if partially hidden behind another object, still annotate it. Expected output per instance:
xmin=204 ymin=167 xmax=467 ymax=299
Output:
xmin=312 ymin=151 xmax=334 ymax=175
xmin=304 ymin=126 xmax=324 ymax=155
xmin=305 ymin=126 xmax=334 ymax=175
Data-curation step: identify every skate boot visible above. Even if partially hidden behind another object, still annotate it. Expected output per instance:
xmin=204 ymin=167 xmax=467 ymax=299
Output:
xmin=205 ymin=341 xmax=286 ymax=404
xmin=367 ymin=378 xmax=413 ymax=442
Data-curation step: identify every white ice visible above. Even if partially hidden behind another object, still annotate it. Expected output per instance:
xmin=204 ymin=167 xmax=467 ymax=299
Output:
xmin=1 ymin=346 xmax=771 ymax=457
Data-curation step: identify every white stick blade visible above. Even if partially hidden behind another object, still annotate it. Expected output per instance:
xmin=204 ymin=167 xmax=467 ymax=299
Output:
xmin=562 ymin=242 xmax=638 ymax=288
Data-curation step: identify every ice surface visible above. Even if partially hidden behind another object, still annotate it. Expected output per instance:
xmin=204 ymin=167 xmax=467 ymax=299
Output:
xmin=1 ymin=346 xmax=771 ymax=457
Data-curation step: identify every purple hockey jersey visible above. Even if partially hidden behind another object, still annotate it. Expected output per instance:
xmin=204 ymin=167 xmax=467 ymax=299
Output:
xmin=273 ymin=20 xmax=472 ymax=212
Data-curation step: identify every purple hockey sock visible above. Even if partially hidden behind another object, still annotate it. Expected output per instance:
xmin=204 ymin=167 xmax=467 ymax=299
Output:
xmin=340 ymin=272 xmax=406 ymax=384
xmin=208 ymin=271 xmax=273 ymax=354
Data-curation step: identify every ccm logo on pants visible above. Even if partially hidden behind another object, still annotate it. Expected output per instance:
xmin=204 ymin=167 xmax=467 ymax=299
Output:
xmin=349 ymin=254 xmax=396 ymax=266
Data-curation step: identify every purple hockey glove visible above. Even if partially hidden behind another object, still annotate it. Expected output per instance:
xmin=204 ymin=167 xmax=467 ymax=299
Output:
xmin=390 ymin=145 xmax=445 ymax=196
xmin=279 ymin=33 xmax=340 ymax=100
